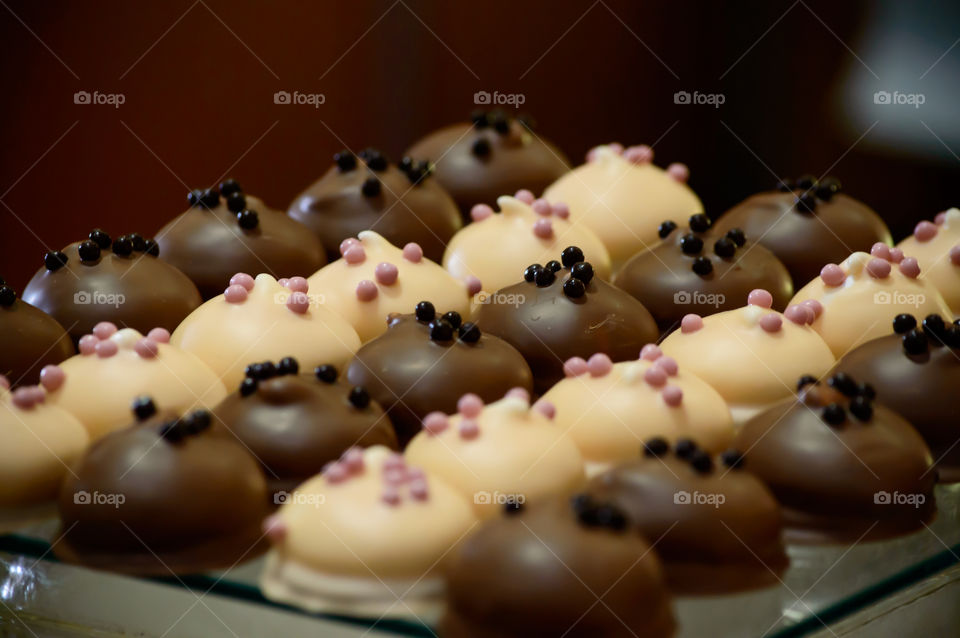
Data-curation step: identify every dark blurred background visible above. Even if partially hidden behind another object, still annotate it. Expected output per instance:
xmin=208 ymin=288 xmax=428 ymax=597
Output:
xmin=1 ymin=0 xmax=958 ymax=288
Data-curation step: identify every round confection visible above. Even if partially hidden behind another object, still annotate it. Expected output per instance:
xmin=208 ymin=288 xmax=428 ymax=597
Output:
xmin=443 ymin=193 xmax=612 ymax=294
xmin=22 ymin=230 xmax=202 ymax=343
xmin=46 ymin=324 xmax=226 ymax=441
xmin=734 ymin=374 xmax=936 ymax=543
xmin=614 ymin=214 xmax=793 ymax=333
xmin=346 ymin=307 xmax=533 ymax=446
xmin=259 ymin=445 xmax=477 ymax=618
xmin=475 ymin=249 xmax=659 ymax=394
xmin=157 ymin=181 xmax=327 ymax=299
xmin=56 ymin=406 xmax=270 ymax=574
xmin=404 ymin=111 xmax=570 ymax=221
xmin=213 ymin=360 xmax=398 ymax=494
xmin=542 ymin=349 xmax=734 ymax=475
xmin=585 ymin=442 xmax=786 ymax=594
xmin=440 ymin=495 xmax=675 ymax=638
xmin=0 ymin=280 xmax=74 ymax=387
xmin=790 ymin=249 xmax=951 ymax=357
xmin=404 ymin=391 xmax=584 ymax=518
xmin=659 ymin=292 xmax=836 ymax=424
xmin=713 ymin=176 xmax=892 ymax=287
xmin=288 ymin=149 xmax=461 ymax=262
xmin=834 ymin=313 xmax=960 ymax=482
xmin=307 ymin=231 xmax=475 ymax=343
xmin=170 ymin=273 xmax=360 ymax=388
xmin=895 ymin=208 xmax=960 ymax=315
xmin=543 ymin=143 xmax=702 ymax=269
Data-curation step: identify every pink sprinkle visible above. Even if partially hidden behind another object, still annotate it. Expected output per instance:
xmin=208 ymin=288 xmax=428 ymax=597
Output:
xmin=759 ymin=313 xmax=783 ymax=332
xmin=666 ymin=163 xmax=690 ymax=183
xmin=344 ymin=245 xmax=366 ymax=264
xmin=277 ymin=278 xmax=289 ymax=287
xmin=134 ymin=338 xmax=159 ymax=359
xmin=355 ymin=280 xmax=378 ymax=302
xmin=505 ymin=387 xmax=530 ymax=403
xmin=662 ymin=385 xmax=683 ymax=407
xmin=383 ymin=453 xmax=405 ymax=470
xmin=644 ymin=366 xmax=667 ymax=387
xmin=747 ymin=289 xmax=773 ymax=308
xmin=383 ymin=467 xmax=407 ymax=485
xmin=820 ymin=264 xmax=846 ymax=287
xmin=224 ymin=284 xmax=248 ymax=303
xmin=888 ymin=248 xmax=904 ymax=263
xmin=409 ymin=479 xmax=429 ymax=501
xmin=375 ymin=262 xmax=399 ymax=286
xmin=406 ymin=467 xmax=425 ymax=482
xmin=551 ymin=202 xmax=570 ymax=219
xmin=654 ymin=356 xmax=678 ymax=376
xmin=585 ymin=147 xmax=601 ymax=163
xmin=95 ymin=340 xmax=118 ymax=358
xmin=531 ymin=199 xmax=552 ymax=216
xmin=950 ymin=245 xmax=960 ymax=266
xmin=458 ymin=419 xmax=480 ymax=439
xmin=899 ymin=257 xmax=921 ymax=279
xmin=339 ymin=238 xmax=360 ymax=256
xmin=587 ymin=353 xmax=613 ymax=377
xmin=533 ymin=400 xmax=556 ymax=419
xmin=422 ymin=411 xmax=450 ymax=435
xmin=915 ymin=221 xmax=938 ymax=242
xmin=147 ymin=328 xmax=170 ymax=343
xmin=229 ymin=273 xmax=255 ymax=291
xmin=381 ymin=486 xmax=401 ymax=506
xmin=870 ymin=243 xmax=891 ymax=260
xmin=533 ymin=218 xmax=554 ymax=239
xmin=935 ymin=212 xmax=947 ymax=225
xmin=286 ymin=291 xmax=310 ymax=313
xmin=92 ymin=322 xmax=117 ymax=340
xmin=285 ymin=276 xmax=309 ymax=293
xmin=457 ymin=393 xmax=484 ymax=418
xmin=466 ymin=276 xmax=482 ymax=296
xmin=78 ymin=334 xmax=98 ymax=356
xmin=866 ymin=258 xmax=892 ymax=279
xmin=402 ymin=242 xmax=423 ymax=263
xmin=11 ymin=388 xmax=37 ymax=409
xmin=470 ymin=204 xmax=494 ymax=221
xmin=39 ymin=365 xmax=65 ymax=392
xmin=801 ymin=299 xmax=824 ymax=319
xmin=262 ymin=515 xmax=286 ymax=543
xmin=681 ymin=314 xmax=703 ymax=333
xmin=640 ymin=344 xmax=662 ymax=361
xmin=623 ymin=145 xmax=654 ymax=164
xmin=324 ymin=462 xmax=348 ymax=483
xmin=563 ymin=356 xmax=589 ymax=377
xmin=340 ymin=448 xmax=365 ymax=473
xmin=784 ymin=304 xmax=813 ymax=325
xmin=514 ymin=189 xmax=535 ymax=204
xmin=0 ymin=376 xmax=8 ymax=391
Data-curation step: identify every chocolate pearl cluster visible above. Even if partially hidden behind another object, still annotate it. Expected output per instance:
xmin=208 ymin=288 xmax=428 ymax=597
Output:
xmin=642 ymin=436 xmax=744 ymax=473
xmin=333 ymin=148 xmax=433 ymax=190
xmin=569 ymin=493 xmax=629 ymax=531
xmin=413 ymin=301 xmax=481 ymax=343
xmin=798 ymin=373 xmax=876 ymax=426
xmin=775 ymin=174 xmax=843 ymax=213
xmin=893 ymin=313 xmax=960 ymax=353
xmin=44 ymin=228 xmax=160 ymax=270
xmin=157 ymin=409 xmax=213 ymax=442
xmin=188 ymin=179 xmax=259 ymax=230
xmin=658 ymin=215 xmax=747 ymax=277
xmin=468 ymin=109 xmax=535 ymax=158
xmin=523 ymin=246 xmax=595 ymax=298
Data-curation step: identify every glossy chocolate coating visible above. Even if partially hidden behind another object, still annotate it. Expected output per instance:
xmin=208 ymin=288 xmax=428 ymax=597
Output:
xmin=404 ymin=113 xmax=570 ymax=221
xmin=288 ymin=152 xmax=461 ymax=262
xmin=22 ymin=237 xmax=202 ymax=344
xmin=615 ymin=216 xmax=793 ymax=333
xmin=213 ymin=370 xmax=398 ymax=493
xmin=347 ymin=312 xmax=533 ymax=446
xmin=714 ymin=180 xmax=891 ymax=287
xmin=158 ymin=187 xmax=326 ymax=299
xmin=440 ymin=496 xmax=675 ymax=638
xmin=586 ymin=451 xmax=787 ymax=594
xmin=0 ymin=288 xmax=74 ymax=387
xmin=734 ymin=379 xmax=936 ymax=543
xmin=57 ymin=409 xmax=270 ymax=574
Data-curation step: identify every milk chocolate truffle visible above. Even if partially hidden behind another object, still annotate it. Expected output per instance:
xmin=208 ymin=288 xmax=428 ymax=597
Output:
xmin=734 ymin=374 xmax=936 ymax=543
xmin=213 ymin=359 xmax=398 ymax=494
xmin=404 ymin=110 xmax=570 ymax=220
xmin=45 ymin=323 xmax=226 ymax=441
xmin=790 ymin=248 xmax=951 ymax=357
xmin=0 ymin=279 xmax=74 ymax=387
xmin=615 ymin=214 xmax=793 ymax=333
xmin=57 ymin=404 xmax=271 ymax=574
xmin=171 ymin=273 xmax=360 ymax=388
xmin=896 ymin=208 xmax=960 ymax=315
xmin=260 ymin=445 xmax=477 ymax=618
xmin=476 ymin=249 xmax=659 ymax=394
xmin=542 ymin=349 xmax=734 ymax=475
xmin=440 ymin=495 xmax=675 ymax=638
xmin=543 ymin=143 xmax=702 ymax=269
xmin=288 ymin=149 xmax=461 ymax=262
xmin=585 ymin=441 xmax=787 ymax=594
xmin=443 ymin=192 xmax=612 ymax=294
xmin=157 ymin=180 xmax=326 ymax=299
xmin=22 ymin=229 xmax=202 ymax=343
xmin=834 ymin=313 xmax=960 ymax=482
xmin=713 ymin=176 xmax=892 ymax=287
xmin=346 ymin=305 xmax=533 ymax=445
xmin=308 ymin=231 xmax=476 ymax=342
xmin=659 ymin=291 xmax=835 ymax=423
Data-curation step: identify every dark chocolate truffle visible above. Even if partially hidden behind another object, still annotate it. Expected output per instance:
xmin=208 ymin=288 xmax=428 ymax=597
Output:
xmin=0 ymin=283 xmax=74 ymax=387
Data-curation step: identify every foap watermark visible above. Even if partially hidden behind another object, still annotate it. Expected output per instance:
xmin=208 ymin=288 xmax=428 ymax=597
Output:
xmin=73 ymin=490 xmax=125 ymax=508
xmin=473 ymin=90 xmax=525 ymax=107
xmin=873 ymin=291 xmax=925 ymax=308
xmin=74 ymin=291 xmax=125 ymax=308
xmin=74 ymin=91 xmax=125 ymax=108
xmin=673 ymin=290 xmax=725 ymax=307
xmin=674 ymin=90 xmax=725 ymax=108
xmin=273 ymin=291 xmax=325 ymax=305
xmin=474 ymin=490 xmax=526 ymax=506
xmin=475 ymin=291 xmax=525 ymax=307
xmin=874 ymin=91 xmax=925 ymax=109
xmin=274 ymin=490 xmax=326 ymax=507
xmin=274 ymin=90 xmax=325 ymax=108
xmin=674 ymin=490 xmax=725 ymax=508
xmin=874 ymin=490 xmax=926 ymax=508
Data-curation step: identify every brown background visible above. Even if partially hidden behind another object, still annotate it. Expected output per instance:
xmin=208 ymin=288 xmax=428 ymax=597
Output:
xmin=1 ymin=0 xmax=957 ymax=289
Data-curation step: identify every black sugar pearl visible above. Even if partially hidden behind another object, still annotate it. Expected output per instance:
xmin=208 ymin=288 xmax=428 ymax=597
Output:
xmin=726 ymin=228 xmax=746 ymax=247
xmin=922 ymin=314 xmax=946 ymax=343
xmin=239 ymin=378 xmax=258 ymax=397
xmin=822 ymin=403 xmax=846 ymax=426
xmin=44 ymin=251 xmax=68 ymax=271
xmin=692 ymin=256 xmax=713 ymax=276
xmin=849 ymin=396 xmax=873 ymax=422
xmin=88 ymin=229 xmax=112 ymax=249
xmin=571 ymin=261 xmax=594 ymax=284
xmin=128 ymin=233 xmax=146 ymax=252
xmin=524 ymin=264 xmax=541 ymax=283
xmin=78 ymin=240 xmax=101 ymax=261
xmin=183 ymin=410 xmax=212 ymax=434
xmin=200 ymin=188 xmax=220 ymax=209
xmin=361 ymin=177 xmax=381 ymax=197
xmin=658 ymin=220 xmax=678 ymax=239
xmin=796 ymin=175 xmax=817 ymax=190
xmin=188 ymin=189 xmax=204 ymax=207
xmin=334 ymin=151 xmax=357 ymax=172
xmin=429 ymin=319 xmax=454 ymax=341
xmin=689 ymin=213 xmax=711 ymax=233
xmin=471 ymin=138 xmax=491 ymax=158
xmin=0 ymin=286 xmax=16 ymax=307
xmin=159 ymin=420 xmax=184 ymax=442
xmin=675 ymin=438 xmax=697 ymax=459
xmin=277 ymin=356 xmax=299 ymax=376
xmin=570 ymin=493 xmax=592 ymax=514
xmin=680 ymin=234 xmax=703 ymax=254
xmin=112 ymin=236 xmax=133 ymax=256
xmin=796 ymin=193 xmax=817 ymax=213
xmin=690 ymin=450 xmax=713 ymax=474
xmin=226 ymin=192 xmax=246 ymax=213
xmin=348 ymin=386 xmax=371 ymax=408
xmin=503 ymin=502 xmax=524 ymax=515
xmin=857 ymin=382 xmax=876 ymax=400
xmin=561 ymin=246 xmax=585 ymax=268
xmin=817 ymin=177 xmax=841 ymax=199
xmin=237 ymin=209 xmax=259 ymax=230
xmin=563 ymin=277 xmax=586 ymax=298
xmin=219 ymin=178 xmax=242 ymax=197
xmin=365 ymin=154 xmax=388 ymax=172
xmin=315 ymin=364 xmax=338 ymax=383
xmin=945 ymin=325 xmax=960 ymax=349
xmin=714 ymin=237 xmax=736 ymax=258
xmin=902 ymin=329 xmax=928 ymax=355
xmin=643 ymin=437 xmax=669 ymax=457
xmin=470 ymin=110 xmax=489 ymax=128
xmin=399 ymin=157 xmax=414 ymax=171
xmin=458 ymin=321 xmax=481 ymax=343
xmin=893 ymin=313 xmax=917 ymax=334
xmin=797 ymin=374 xmax=818 ymax=391
xmin=776 ymin=179 xmax=794 ymax=192
xmin=721 ymin=449 xmax=745 ymax=469
xmin=415 ymin=301 xmax=436 ymax=322
xmin=828 ymin=373 xmax=858 ymax=397
xmin=534 ymin=267 xmax=555 ymax=287
xmin=493 ymin=118 xmax=510 ymax=135
xmin=489 ymin=110 xmax=507 ymax=131
xmin=258 ymin=361 xmax=277 ymax=379
xmin=143 ymin=239 xmax=160 ymax=257
xmin=593 ymin=504 xmax=628 ymax=531
xmin=131 ymin=396 xmax=156 ymax=421
xmin=545 ymin=260 xmax=562 ymax=273
xmin=244 ymin=363 xmax=257 ymax=378
xmin=442 ymin=311 xmax=462 ymax=329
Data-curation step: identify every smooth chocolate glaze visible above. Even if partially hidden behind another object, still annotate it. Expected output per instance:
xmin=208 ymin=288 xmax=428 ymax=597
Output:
xmin=440 ymin=496 xmax=675 ymax=638
xmin=157 ymin=180 xmax=326 ymax=299
xmin=22 ymin=231 xmax=202 ymax=344
xmin=213 ymin=359 xmax=398 ymax=493
xmin=57 ymin=404 xmax=270 ymax=574
xmin=615 ymin=214 xmax=793 ymax=333
xmin=475 ymin=249 xmax=659 ymax=394
xmin=288 ymin=148 xmax=461 ymax=262
xmin=347 ymin=305 xmax=533 ymax=446
xmin=404 ymin=111 xmax=570 ymax=221
xmin=734 ymin=373 xmax=936 ymax=543
xmin=834 ymin=313 xmax=960 ymax=482
xmin=586 ymin=440 xmax=787 ymax=594
xmin=0 ymin=279 xmax=74 ymax=387
xmin=713 ymin=176 xmax=891 ymax=287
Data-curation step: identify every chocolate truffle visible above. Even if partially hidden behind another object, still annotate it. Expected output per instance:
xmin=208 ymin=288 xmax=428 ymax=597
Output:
xmin=585 ymin=441 xmax=787 ymax=594
xmin=347 ymin=305 xmax=533 ymax=445
xmin=0 ymin=279 xmax=74 ymax=387
xmin=543 ymin=143 xmax=702 ymax=269
xmin=57 ymin=404 xmax=271 ymax=574
xmin=614 ymin=214 xmax=793 ymax=333
xmin=734 ymin=373 xmax=936 ymax=543
xmin=22 ymin=230 xmax=202 ymax=343
xmin=404 ymin=111 xmax=570 ymax=221
xmin=157 ymin=180 xmax=326 ymax=299
xmin=834 ymin=313 xmax=960 ymax=482
xmin=475 ymin=248 xmax=659 ymax=394
xmin=896 ymin=208 xmax=960 ymax=315
xmin=713 ymin=176 xmax=892 ymax=287
xmin=212 ymin=360 xmax=398 ymax=494
xmin=288 ymin=149 xmax=461 ymax=262
xmin=440 ymin=495 xmax=675 ymax=638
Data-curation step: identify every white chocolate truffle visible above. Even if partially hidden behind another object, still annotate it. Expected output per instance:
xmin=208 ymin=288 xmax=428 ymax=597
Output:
xmin=896 ymin=209 xmax=960 ymax=315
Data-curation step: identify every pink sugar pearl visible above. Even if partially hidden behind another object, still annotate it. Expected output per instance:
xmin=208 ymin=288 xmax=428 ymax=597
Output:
xmin=339 ymin=238 xmax=360 ymax=255
xmin=95 ymin=340 xmax=118 ymax=358
xmin=505 ymin=387 xmax=530 ymax=403
xmin=784 ymin=304 xmax=813 ymax=325
xmin=654 ymin=356 xmax=678 ymax=376
xmin=747 ymin=289 xmax=773 ymax=308
xmin=935 ymin=212 xmax=947 ymax=225
xmin=551 ymin=202 xmax=570 ymax=219
xmin=92 ymin=322 xmax=117 ymax=340
xmin=134 ymin=338 xmax=159 ymax=359
xmin=681 ymin=314 xmax=703 ymax=333
xmin=277 ymin=278 xmax=289 ymax=287
xmin=914 ymin=221 xmax=938 ymax=242
xmin=870 ymin=243 xmax=891 ymax=260
xmin=340 ymin=448 xmax=365 ymax=473
xmin=457 ymin=393 xmax=484 ymax=418
xmin=662 ymin=385 xmax=683 ymax=407
xmin=888 ymin=247 xmax=904 ymax=263
xmin=402 ymin=242 xmax=423 ymax=263
xmin=285 ymin=276 xmax=309 ymax=293
xmin=381 ymin=486 xmax=401 ymax=506
xmin=533 ymin=400 xmax=556 ymax=419
xmin=355 ymin=280 xmax=378 ymax=302
xmin=78 ymin=334 xmax=98 ymax=355
xmin=409 ymin=479 xmax=429 ymax=501
xmin=820 ymin=264 xmax=846 ymax=287
xmin=224 ymin=284 xmax=248 ymax=303
xmin=759 ymin=313 xmax=783 ymax=332
xmin=11 ymin=388 xmax=38 ymax=409
xmin=286 ymin=291 xmax=310 ymax=313
xmin=229 ymin=273 xmax=255 ymax=290
xmin=514 ymin=189 xmax=535 ymax=204
xmin=383 ymin=452 xmax=405 ymax=470
xmin=587 ymin=353 xmax=613 ymax=377
xmin=666 ymin=163 xmax=690 ymax=183
xmin=466 ymin=276 xmax=482 ymax=296
xmin=343 ymin=245 xmax=366 ymax=264
xmin=147 ymin=327 xmax=170 ymax=343
xmin=375 ymin=262 xmax=399 ymax=286
xmin=866 ymin=258 xmax=892 ymax=279
xmin=324 ymin=462 xmax=348 ymax=483
xmin=951 ymin=245 xmax=960 ymax=266
xmin=644 ymin=366 xmax=667 ymax=387
xmin=39 ymin=365 xmax=65 ymax=392
xmin=607 ymin=142 xmax=625 ymax=155
xmin=422 ymin=412 xmax=450 ymax=436
xmin=533 ymin=218 xmax=554 ymax=239
xmin=458 ymin=419 xmax=480 ymax=439
xmin=899 ymin=257 xmax=921 ymax=279
xmin=623 ymin=145 xmax=654 ymax=164
xmin=470 ymin=204 xmax=494 ymax=221
xmin=801 ymin=299 xmax=823 ymax=319
xmin=0 ymin=376 xmax=9 ymax=391
xmin=640 ymin=344 xmax=662 ymax=361
xmin=531 ymin=199 xmax=552 ymax=216
xmin=563 ymin=357 xmax=588 ymax=377
xmin=262 ymin=515 xmax=286 ymax=543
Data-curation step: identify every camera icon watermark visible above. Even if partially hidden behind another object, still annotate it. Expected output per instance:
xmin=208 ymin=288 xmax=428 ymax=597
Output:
xmin=475 ymin=291 xmax=525 ymax=307
xmin=474 ymin=490 xmax=526 ymax=506
xmin=874 ymin=490 xmax=925 ymax=508
xmin=473 ymin=90 xmax=526 ymax=107
xmin=73 ymin=90 xmax=125 ymax=108
xmin=274 ymin=90 xmax=325 ymax=108
xmin=273 ymin=490 xmax=325 ymax=507
xmin=873 ymin=91 xmax=925 ymax=109
xmin=74 ymin=290 xmax=125 ymax=308
xmin=873 ymin=290 xmax=925 ymax=308
xmin=273 ymin=291 xmax=325 ymax=305
xmin=73 ymin=490 xmax=125 ymax=508
xmin=673 ymin=290 xmax=725 ymax=307
xmin=673 ymin=90 xmax=725 ymax=108
xmin=674 ymin=490 xmax=725 ymax=508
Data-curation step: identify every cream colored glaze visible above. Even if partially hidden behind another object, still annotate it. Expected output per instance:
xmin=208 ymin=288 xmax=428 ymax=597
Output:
xmin=896 ymin=208 xmax=960 ymax=316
